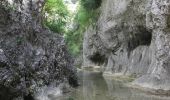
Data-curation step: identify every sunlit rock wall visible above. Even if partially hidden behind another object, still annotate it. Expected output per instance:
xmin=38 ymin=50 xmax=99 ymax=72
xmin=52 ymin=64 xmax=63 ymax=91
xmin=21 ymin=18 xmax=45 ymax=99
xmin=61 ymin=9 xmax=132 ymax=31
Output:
xmin=83 ymin=0 xmax=170 ymax=90
xmin=0 ymin=0 xmax=77 ymax=100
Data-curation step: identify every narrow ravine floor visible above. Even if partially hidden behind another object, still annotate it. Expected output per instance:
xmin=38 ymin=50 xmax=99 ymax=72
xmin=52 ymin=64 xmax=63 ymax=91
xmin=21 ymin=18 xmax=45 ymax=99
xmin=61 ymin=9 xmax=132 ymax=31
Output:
xmin=49 ymin=71 xmax=170 ymax=100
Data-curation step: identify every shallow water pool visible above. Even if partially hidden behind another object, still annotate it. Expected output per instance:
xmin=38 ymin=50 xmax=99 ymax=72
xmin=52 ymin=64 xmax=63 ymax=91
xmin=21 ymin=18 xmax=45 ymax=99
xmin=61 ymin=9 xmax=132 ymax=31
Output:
xmin=51 ymin=71 xmax=170 ymax=100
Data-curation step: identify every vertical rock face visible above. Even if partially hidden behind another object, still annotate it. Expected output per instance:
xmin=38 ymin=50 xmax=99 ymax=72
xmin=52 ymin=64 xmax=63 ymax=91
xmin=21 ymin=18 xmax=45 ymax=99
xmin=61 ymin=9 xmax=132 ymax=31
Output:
xmin=134 ymin=0 xmax=170 ymax=90
xmin=0 ymin=0 xmax=77 ymax=100
xmin=83 ymin=0 xmax=170 ymax=90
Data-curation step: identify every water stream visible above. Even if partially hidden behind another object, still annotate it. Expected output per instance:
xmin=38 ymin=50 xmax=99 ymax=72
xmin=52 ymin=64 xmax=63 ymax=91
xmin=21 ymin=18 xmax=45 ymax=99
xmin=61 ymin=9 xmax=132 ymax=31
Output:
xmin=49 ymin=71 xmax=170 ymax=100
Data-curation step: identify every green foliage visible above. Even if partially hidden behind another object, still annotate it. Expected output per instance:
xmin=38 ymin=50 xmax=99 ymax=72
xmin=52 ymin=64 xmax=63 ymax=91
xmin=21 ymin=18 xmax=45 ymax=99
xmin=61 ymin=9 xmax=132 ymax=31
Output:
xmin=67 ymin=97 xmax=74 ymax=100
xmin=80 ymin=0 xmax=102 ymax=10
xmin=16 ymin=36 xmax=24 ymax=45
xmin=43 ymin=0 xmax=102 ymax=56
xmin=65 ymin=27 xmax=84 ymax=56
xmin=65 ymin=0 xmax=101 ymax=56
xmin=43 ymin=0 xmax=69 ymax=34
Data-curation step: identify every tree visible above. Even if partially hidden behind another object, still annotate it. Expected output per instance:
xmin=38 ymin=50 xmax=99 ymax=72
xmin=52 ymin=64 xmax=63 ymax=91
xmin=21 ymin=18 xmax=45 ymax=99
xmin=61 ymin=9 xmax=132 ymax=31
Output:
xmin=44 ymin=0 xmax=69 ymax=34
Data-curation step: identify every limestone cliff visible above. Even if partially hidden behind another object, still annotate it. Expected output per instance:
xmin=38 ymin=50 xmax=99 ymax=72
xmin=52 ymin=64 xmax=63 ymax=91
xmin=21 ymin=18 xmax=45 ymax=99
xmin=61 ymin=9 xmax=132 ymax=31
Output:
xmin=0 ymin=0 xmax=77 ymax=100
xmin=83 ymin=0 xmax=170 ymax=91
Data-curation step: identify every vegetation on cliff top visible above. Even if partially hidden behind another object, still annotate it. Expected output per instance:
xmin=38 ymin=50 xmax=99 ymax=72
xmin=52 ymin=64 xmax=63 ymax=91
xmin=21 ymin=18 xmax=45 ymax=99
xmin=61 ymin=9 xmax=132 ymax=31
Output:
xmin=44 ymin=0 xmax=102 ymax=56
xmin=43 ymin=0 xmax=69 ymax=34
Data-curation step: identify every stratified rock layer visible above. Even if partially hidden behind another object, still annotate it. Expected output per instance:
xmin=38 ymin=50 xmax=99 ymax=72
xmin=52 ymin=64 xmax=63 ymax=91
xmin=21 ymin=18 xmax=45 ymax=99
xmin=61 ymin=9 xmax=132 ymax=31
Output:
xmin=83 ymin=0 xmax=170 ymax=90
xmin=0 ymin=0 xmax=77 ymax=100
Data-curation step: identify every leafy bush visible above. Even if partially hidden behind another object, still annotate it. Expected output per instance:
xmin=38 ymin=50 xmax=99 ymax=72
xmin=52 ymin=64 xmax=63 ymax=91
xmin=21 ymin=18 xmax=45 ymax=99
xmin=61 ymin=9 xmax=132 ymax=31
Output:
xmin=43 ymin=0 xmax=69 ymax=34
xmin=65 ymin=27 xmax=84 ymax=56
xmin=80 ymin=0 xmax=102 ymax=10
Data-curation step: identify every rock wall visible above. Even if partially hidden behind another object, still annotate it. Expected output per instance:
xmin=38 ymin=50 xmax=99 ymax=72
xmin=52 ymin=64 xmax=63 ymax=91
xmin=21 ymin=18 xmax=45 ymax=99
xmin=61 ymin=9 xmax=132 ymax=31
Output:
xmin=0 ymin=0 xmax=77 ymax=100
xmin=83 ymin=0 xmax=170 ymax=90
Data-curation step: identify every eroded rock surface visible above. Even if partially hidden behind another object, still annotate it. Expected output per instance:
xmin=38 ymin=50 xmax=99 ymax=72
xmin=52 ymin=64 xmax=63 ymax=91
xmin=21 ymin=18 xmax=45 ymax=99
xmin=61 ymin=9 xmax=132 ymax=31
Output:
xmin=0 ymin=0 xmax=77 ymax=100
xmin=83 ymin=0 xmax=170 ymax=90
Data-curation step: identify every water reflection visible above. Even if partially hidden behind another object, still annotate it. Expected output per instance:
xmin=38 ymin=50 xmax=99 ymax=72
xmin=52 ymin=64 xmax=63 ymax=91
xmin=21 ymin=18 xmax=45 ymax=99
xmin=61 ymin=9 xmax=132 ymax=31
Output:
xmin=55 ymin=71 xmax=170 ymax=100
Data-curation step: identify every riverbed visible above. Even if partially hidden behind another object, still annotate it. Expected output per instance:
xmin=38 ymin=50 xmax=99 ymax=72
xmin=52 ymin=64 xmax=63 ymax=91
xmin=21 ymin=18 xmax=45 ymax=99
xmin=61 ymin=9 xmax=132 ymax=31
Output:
xmin=51 ymin=71 xmax=170 ymax=100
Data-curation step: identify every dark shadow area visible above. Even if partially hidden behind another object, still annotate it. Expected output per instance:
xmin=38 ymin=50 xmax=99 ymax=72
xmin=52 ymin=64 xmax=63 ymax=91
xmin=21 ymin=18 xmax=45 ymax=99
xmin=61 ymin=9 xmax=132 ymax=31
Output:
xmin=0 ymin=6 xmax=10 ymax=29
xmin=89 ymin=52 xmax=106 ymax=65
xmin=68 ymin=75 xmax=79 ymax=88
xmin=127 ymin=26 xmax=152 ymax=57
xmin=0 ymin=85 xmax=20 ymax=100
xmin=81 ymin=0 xmax=102 ymax=10
xmin=0 ymin=86 xmax=11 ymax=100
xmin=138 ymin=26 xmax=152 ymax=46
xmin=0 ymin=61 xmax=7 ymax=68
xmin=24 ymin=94 xmax=34 ymax=100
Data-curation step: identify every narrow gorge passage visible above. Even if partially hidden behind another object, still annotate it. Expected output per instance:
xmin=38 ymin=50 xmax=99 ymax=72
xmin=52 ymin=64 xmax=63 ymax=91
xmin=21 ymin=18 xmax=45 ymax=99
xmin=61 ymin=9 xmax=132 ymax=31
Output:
xmin=1 ymin=0 xmax=170 ymax=100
